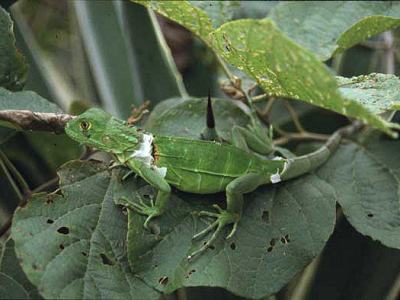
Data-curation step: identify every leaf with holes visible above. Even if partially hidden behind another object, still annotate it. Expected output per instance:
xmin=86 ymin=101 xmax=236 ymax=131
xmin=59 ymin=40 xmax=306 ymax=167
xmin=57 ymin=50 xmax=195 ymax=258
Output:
xmin=269 ymin=1 xmax=400 ymax=61
xmin=0 ymin=6 xmax=27 ymax=91
xmin=117 ymin=172 xmax=336 ymax=299
xmin=11 ymin=160 xmax=159 ymax=300
xmin=317 ymin=140 xmax=400 ymax=249
xmin=210 ymin=19 xmax=399 ymax=137
xmin=338 ymin=73 xmax=400 ymax=114
xmin=0 ymin=238 xmax=42 ymax=299
xmin=134 ymin=2 xmax=399 ymax=135
xmin=144 ymin=97 xmax=251 ymax=140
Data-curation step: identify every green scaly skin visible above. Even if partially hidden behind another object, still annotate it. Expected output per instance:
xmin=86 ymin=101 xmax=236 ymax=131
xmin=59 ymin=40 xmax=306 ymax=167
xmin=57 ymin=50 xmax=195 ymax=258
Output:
xmin=65 ymin=107 xmax=358 ymax=258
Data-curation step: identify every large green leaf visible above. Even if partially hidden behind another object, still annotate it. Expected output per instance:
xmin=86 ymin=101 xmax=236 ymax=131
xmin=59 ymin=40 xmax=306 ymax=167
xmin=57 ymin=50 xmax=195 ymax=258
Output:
xmin=0 ymin=88 xmax=61 ymax=113
xmin=145 ymin=97 xmax=251 ymax=140
xmin=135 ymin=1 xmax=400 ymax=135
xmin=11 ymin=161 xmax=159 ymax=300
xmin=0 ymin=6 xmax=27 ymax=91
xmin=132 ymin=0 xmax=214 ymax=45
xmin=210 ymin=19 xmax=398 ymax=137
xmin=338 ymin=73 xmax=400 ymax=114
xmin=190 ymin=1 xmax=239 ymax=28
xmin=118 ymin=172 xmax=336 ymax=299
xmin=317 ymin=141 xmax=400 ymax=249
xmin=0 ymin=238 xmax=42 ymax=299
xmin=269 ymin=2 xmax=400 ymax=61
xmin=9 ymin=143 xmax=336 ymax=299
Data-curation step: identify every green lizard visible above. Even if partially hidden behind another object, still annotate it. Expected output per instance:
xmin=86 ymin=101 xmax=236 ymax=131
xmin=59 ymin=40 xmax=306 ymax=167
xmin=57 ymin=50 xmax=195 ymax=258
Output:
xmin=65 ymin=100 xmax=360 ymax=258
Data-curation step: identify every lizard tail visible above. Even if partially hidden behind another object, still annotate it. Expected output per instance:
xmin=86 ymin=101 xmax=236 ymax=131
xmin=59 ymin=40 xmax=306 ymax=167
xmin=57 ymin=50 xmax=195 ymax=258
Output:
xmin=280 ymin=121 xmax=363 ymax=181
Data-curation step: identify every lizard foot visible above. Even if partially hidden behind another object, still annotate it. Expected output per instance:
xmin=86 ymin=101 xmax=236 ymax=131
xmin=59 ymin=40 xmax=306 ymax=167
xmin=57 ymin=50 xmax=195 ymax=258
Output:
xmin=188 ymin=204 xmax=240 ymax=260
xmin=129 ymin=198 xmax=161 ymax=229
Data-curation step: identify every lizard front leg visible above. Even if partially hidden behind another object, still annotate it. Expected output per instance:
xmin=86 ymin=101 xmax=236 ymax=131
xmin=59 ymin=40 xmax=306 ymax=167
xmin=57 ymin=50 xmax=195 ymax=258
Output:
xmin=189 ymin=172 xmax=270 ymax=259
xmin=123 ymin=160 xmax=171 ymax=229
xmin=231 ymin=124 xmax=273 ymax=155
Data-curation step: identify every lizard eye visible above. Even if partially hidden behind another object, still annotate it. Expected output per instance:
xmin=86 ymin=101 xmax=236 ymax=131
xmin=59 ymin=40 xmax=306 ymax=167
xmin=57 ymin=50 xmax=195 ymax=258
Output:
xmin=80 ymin=120 xmax=91 ymax=131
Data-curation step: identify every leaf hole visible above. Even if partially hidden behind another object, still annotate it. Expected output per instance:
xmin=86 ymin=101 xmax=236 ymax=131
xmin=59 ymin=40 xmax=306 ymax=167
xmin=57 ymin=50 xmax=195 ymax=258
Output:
xmin=367 ymin=213 xmax=374 ymax=218
xmin=100 ymin=253 xmax=114 ymax=266
xmin=189 ymin=269 xmax=196 ymax=275
xmin=82 ymin=252 xmax=87 ymax=257
xmin=57 ymin=226 xmax=69 ymax=235
xmin=32 ymin=263 xmax=38 ymax=270
xmin=269 ymin=238 xmax=277 ymax=247
xmin=158 ymin=276 xmax=169 ymax=285
xmin=208 ymin=245 xmax=215 ymax=250
xmin=47 ymin=219 xmax=54 ymax=224
xmin=230 ymin=242 xmax=236 ymax=250
xmin=267 ymin=246 xmax=273 ymax=253
xmin=143 ymin=194 xmax=151 ymax=199
xmin=59 ymin=244 xmax=64 ymax=250
xmin=262 ymin=210 xmax=270 ymax=223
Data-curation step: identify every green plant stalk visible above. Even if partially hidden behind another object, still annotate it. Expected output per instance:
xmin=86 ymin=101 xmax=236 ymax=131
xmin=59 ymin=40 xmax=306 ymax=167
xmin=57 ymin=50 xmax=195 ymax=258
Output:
xmin=0 ymin=157 xmax=23 ymax=202
xmin=0 ymin=150 xmax=29 ymax=196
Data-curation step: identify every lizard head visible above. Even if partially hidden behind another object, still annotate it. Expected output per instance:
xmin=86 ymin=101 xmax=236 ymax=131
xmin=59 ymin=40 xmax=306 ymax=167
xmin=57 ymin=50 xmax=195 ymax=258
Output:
xmin=65 ymin=108 xmax=142 ymax=154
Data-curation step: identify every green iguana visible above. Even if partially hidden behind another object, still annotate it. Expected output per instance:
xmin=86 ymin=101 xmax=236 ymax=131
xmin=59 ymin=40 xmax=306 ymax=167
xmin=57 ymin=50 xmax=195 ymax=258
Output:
xmin=65 ymin=97 xmax=360 ymax=258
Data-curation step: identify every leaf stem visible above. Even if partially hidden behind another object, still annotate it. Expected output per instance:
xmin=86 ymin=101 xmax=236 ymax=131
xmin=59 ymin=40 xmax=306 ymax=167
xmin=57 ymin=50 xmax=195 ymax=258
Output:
xmin=273 ymin=129 xmax=330 ymax=146
xmin=283 ymin=101 xmax=305 ymax=133
xmin=0 ymin=218 xmax=12 ymax=238
xmin=0 ymin=158 xmax=23 ymax=202
xmin=32 ymin=177 xmax=59 ymax=194
xmin=287 ymin=256 xmax=321 ymax=300
xmin=215 ymin=54 xmax=237 ymax=84
xmin=0 ymin=150 xmax=30 ymax=196
xmin=252 ymin=93 xmax=268 ymax=102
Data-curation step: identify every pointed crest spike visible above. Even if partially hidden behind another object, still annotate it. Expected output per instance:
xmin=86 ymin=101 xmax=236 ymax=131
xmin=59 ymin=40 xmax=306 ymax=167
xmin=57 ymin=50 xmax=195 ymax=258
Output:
xmin=207 ymin=89 xmax=215 ymax=129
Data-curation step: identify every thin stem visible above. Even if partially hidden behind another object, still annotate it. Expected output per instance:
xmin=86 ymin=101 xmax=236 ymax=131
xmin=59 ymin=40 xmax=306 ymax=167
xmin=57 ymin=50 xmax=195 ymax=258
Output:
xmin=331 ymin=52 xmax=344 ymax=75
xmin=273 ymin=131 xmax=330 ymax=146
xmin=383 ymin=31 xmax=395 ymax=74
xmin=0 ymin=150 xmax=30 ymax=195
xmin=32 ymin=177 xmax=59 ymax=193
xmin=0 ymin=218 xmax=12 ymax=238
xmin=215 ymin=54 xmax=237 ymax=84
xmin=288 ymin=256 xmax=321 ymax=300
xmin=0 ymin=158 xmax=23 ymax=202
xmin=252 ymin=93 xmax=268 ymax=102
xmin=385 ymin=272 xmax=400 ymax=300
xmin=283 ymin=101 xmax=305 ymax=133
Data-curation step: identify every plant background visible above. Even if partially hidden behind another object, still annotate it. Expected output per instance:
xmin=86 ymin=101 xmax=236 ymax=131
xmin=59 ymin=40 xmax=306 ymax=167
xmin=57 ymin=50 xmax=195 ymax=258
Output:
xmin=1 ymin=1 xmax=400 ymax=300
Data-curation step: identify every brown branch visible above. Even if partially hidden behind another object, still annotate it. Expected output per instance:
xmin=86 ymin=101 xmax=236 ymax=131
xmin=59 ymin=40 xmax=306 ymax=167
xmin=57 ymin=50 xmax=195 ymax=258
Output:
xmin=0 ymin=110 xmax=74 ymax=133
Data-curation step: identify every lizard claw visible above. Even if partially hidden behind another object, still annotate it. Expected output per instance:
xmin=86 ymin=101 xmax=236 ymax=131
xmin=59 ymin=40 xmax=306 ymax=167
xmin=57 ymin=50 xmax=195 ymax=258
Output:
xmin=189 ymin=207 xmax=240 ymax=260
xmin=129 ymin=199 xmax=161 ymax=230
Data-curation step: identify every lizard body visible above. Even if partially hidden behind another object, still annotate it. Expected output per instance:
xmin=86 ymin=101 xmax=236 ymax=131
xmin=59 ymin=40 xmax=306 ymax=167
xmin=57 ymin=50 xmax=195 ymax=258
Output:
xmin=65 ymin=106 xmax=359 ymax=258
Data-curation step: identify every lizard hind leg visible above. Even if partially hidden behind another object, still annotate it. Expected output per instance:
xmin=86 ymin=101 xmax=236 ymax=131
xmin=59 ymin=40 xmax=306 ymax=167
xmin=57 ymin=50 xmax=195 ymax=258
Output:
xmin=189 ymin=173 xmax=269 ymax=259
